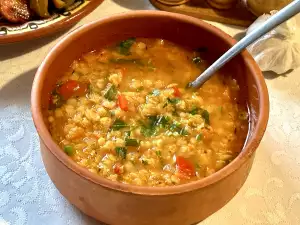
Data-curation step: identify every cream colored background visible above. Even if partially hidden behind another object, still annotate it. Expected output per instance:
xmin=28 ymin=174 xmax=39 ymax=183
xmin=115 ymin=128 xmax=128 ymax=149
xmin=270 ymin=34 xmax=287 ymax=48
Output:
xmin=0 ymin=1 xmax=300 ymax=224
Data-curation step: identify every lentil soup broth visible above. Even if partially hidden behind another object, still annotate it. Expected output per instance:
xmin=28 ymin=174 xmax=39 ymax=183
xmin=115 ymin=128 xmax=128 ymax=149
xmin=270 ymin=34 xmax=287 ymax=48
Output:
xmin=47 ymin=38 xmax=249 ymax=186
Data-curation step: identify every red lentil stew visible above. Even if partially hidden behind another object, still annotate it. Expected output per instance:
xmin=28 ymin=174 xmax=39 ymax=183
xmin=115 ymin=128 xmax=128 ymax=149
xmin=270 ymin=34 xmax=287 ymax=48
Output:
xmin=46 ymin=38 xmax=249 ymax=186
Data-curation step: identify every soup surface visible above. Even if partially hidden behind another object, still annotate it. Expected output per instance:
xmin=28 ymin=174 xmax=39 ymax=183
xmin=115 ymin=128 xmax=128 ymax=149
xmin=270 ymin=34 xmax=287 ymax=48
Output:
xmin=47 ymin=38 xmax=248 ymax=186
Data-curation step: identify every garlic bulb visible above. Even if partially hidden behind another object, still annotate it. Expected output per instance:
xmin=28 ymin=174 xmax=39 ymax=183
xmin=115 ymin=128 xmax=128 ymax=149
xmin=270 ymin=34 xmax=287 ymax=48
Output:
xmin=246 ymin=11 xmax=300 ymax=74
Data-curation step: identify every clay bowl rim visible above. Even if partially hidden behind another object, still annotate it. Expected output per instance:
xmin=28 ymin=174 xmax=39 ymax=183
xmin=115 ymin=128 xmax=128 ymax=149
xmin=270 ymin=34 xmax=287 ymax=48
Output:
xmin=31 ymin=10 xmax=269 ymax=196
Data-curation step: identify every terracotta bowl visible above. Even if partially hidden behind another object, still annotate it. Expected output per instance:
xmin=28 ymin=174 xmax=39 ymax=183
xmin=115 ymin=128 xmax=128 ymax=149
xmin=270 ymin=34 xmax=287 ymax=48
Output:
xmin=31 ymin=11 xmax=269 ymax=225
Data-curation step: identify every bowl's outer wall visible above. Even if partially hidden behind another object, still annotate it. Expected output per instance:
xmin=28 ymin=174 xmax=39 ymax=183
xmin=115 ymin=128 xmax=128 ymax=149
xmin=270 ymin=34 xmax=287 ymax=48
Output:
xmin=34 ymin=12 xmax=268 ymax=225
xmin=41 ymin=139 xmax=254 ymax=225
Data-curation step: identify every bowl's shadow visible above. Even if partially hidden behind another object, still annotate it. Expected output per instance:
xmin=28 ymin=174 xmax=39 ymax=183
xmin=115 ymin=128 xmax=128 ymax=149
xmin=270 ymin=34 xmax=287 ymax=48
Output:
xmin=0 ymin=68 xmax=37 ymax=106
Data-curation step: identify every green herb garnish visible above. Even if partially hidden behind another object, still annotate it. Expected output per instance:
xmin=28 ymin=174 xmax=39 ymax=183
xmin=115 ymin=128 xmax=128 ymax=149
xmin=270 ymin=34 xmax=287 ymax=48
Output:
xmin=64 ymin=145 xmax=74 ymax=156
xmin=49 ymin=93 xmax=64 ymax=110
xmin=179 ymin=128 xmax=189 ymax=136
xmin=156 ymin=150 xmax=162 ymax=157
xmin=117 ymin=38 xmax=136 ymax=55
xmin=115 ymin=147 xmax=127 ymax=159
xmin=141 ymin=124 xmax=157 ymax=137
xmin=104 ymin=84 xmax=117 ymax=101
xmin=167 ymin=98 xmax=180 ymax=104
xmin=142 ymin=159 xmax=148 ymax=165
xmin=112 ymin=119 xmax=128 ymax=130
xmin=140 ymin=115 xmax=169 ymax=137
xmin=188 ymin=107 xmax=210 ymax=124
xmin=196 ymin=133 xmax=203 ymax=141
xmin=155 ymin=115 xmax=170 ymax=128
xmin=125 ymin=138 xmax=140 ymax=147
xmin=124 ymin=131 xmax=131 ymax=139
xmin=87 ymin=83 xmax=93 ymax=94
xmin=169 ymin=122 xmax=189 ymax=136
xmin=190 ymin=106 xmax=199 ymax=115
xmin=201 ymin=110 xmax=210 ymax=125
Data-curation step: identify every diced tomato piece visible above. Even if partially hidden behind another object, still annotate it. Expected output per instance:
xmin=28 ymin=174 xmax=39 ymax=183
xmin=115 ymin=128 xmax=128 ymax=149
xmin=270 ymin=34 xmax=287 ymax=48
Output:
xmin=113 ymin=163 xmax=123 ymax=175
xmin=176 ymin=156 xmax=195 ymax=178
xmin=118 ymin=94 xmax=128 ymax=111
xmin=173 ymin=87 xmax=181 ymax=97
xmin=58 ymin=80 xmax=87 ymax=100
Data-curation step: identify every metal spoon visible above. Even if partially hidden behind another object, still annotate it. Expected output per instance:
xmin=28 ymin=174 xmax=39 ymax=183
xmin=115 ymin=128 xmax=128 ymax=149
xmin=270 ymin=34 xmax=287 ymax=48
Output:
xmin=188 ymin=0 xmax=300 ymax=88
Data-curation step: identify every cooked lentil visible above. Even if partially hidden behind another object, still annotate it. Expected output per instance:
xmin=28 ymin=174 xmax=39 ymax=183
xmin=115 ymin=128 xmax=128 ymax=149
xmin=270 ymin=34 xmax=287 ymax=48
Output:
xmin=47 ymin=38 xmax=248 ymax=186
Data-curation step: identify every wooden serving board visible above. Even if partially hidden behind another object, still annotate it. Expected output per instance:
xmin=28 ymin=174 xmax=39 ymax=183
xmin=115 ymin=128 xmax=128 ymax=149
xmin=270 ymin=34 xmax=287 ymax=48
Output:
xmin=149 ymin=0 xmax=257 ymax=27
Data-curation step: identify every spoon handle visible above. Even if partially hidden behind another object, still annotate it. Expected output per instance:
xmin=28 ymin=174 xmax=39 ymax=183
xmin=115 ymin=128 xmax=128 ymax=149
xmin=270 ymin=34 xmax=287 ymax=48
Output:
xmin=189 ymin=0 xmax=300 ymax=88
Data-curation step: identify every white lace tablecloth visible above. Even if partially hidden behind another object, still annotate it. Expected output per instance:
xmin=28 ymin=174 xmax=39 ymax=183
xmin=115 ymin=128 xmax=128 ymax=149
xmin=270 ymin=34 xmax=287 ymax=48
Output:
xmin=1 ymin=1 xmax=300 ymax=224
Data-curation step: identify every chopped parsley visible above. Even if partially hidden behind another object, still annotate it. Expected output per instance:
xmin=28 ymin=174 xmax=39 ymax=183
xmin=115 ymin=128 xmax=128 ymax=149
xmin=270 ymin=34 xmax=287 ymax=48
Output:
xmin=64 ymin=145 xmax=74 ymax=156
xmin=167 ymin=98 xmax=180 ymax=104
xmin=49 ymin=93 xmax=64 ymax=110
xmin=112 ymin=119 xmax=128 ymax=130
xmin=117 ymin=38 xmax=136 ymax=55
xmin=189 ymin=106 xmax=199 ymax=115
xmin=142 ymin=159 xmax=148 ymax=165
xmin=140 ymin=122 xmax=157 ymax=137
xmin=179 ymin=128 xmax=189 ymax=136
xmin=154 ymin=115 xmax=170 ymax=128
xmin=115 ymin=147 xmax=127 ymax=159
xmin=189 ymin=106 xmax=210 ymax=125
xmin=201 ymin=110 xmax=210 ymax=125
xmin=196 ymin=133 xmax=203 ymax=141
xmin=124 ymin=131 xmax=131 ymax=139
xmin=170 ymin=122 xmax=189 ymax=136
xmin=140 ymin=115 xmax=170 ymax=137
xmin=104 ymin=84 xmax=117 ymax=101
xmin=140 ymin=116 xmax=189 ymax=137
xmin=125 ymin=138 xmax=140 ymax=147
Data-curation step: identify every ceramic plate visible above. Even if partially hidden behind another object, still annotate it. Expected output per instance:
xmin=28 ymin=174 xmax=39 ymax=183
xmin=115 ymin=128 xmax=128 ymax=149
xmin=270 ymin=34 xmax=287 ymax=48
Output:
xmin=0 ymin=0 xmax=104 ymax=44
